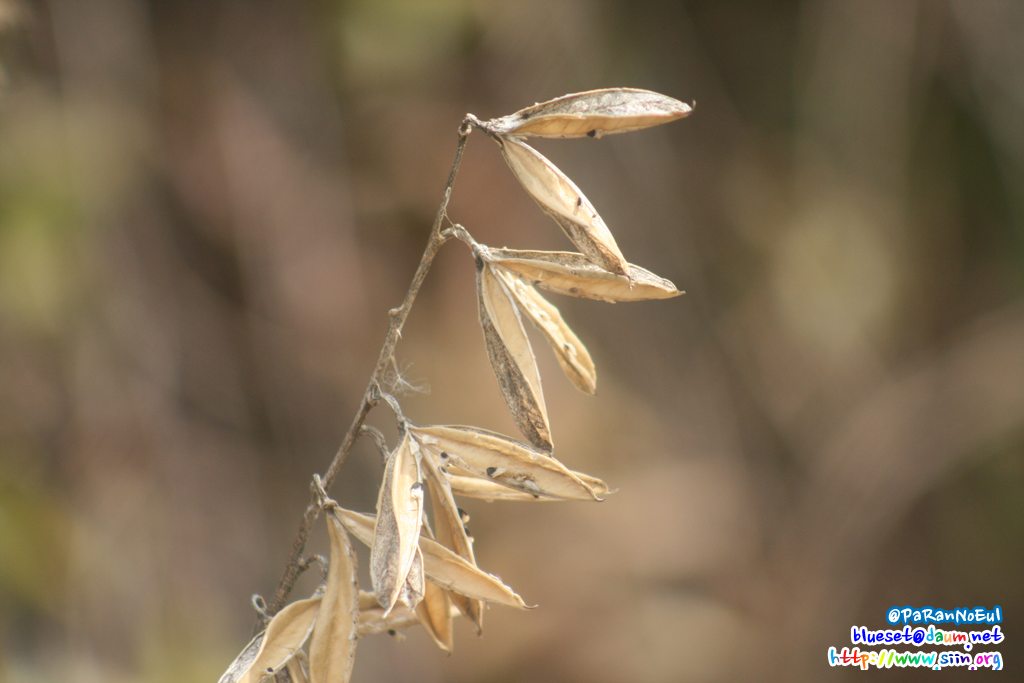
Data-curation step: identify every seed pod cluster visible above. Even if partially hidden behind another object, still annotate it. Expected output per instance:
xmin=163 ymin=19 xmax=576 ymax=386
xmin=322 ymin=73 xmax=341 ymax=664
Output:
xmin=220 ymin=88 xmax=689 ymax=683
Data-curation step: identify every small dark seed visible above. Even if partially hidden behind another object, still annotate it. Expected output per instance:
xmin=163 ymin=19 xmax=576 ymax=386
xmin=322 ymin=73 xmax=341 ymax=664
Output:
xmin=440 ymin=452 xmax=449 ymax=460
xmin=486 ymin=467 xmax=497 ymax=477
xmin=587 ymin=129 xmax=597 ymax=138
xmin=388 ymin=629 xmax=397 ymax=636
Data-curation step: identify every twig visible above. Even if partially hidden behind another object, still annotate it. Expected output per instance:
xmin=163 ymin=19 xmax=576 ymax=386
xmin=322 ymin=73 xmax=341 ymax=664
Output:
xmin=263 ymin=117 xmax=476 ymax=618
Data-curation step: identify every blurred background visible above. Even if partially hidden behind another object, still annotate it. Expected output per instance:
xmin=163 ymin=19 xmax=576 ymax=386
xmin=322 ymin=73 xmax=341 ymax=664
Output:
xmin=1 ymin=0 xmax=1022 ymax=681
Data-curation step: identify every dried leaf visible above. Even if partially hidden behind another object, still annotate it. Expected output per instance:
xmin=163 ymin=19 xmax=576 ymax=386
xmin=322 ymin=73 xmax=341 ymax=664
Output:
xmin=218 ymin=596 xmax=321 ymax=683
xmin=478 ymin=262 xmax=552 ymax=450
xmin=489 ymin=248 xmax=682 ymax=303
xmin=499 ymin=136 xmax=628 ymax=274
xmin=370 ymin=430 xmax=425 ymax=614
xmin=495 ymin=267 xmax=596 ymax=394
xmin=308 ymin=511 xmax=358 ymax=683
xmin=411 ymin=425 xmax=601 ymax=501
xmin=488 ymin=88 xmax=693 ymax=139
xmin=415 ymin=579 xmax=455 ymax=653
xmin=420 ymin=445 xmax=484 ymax=632
xmin=335 ymin=508 xmax=529 ymax=609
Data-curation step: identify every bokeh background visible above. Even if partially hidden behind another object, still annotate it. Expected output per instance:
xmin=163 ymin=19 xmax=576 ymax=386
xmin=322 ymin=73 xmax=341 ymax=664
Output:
xmin=1 ymin=1 xmax=1022 ymax=681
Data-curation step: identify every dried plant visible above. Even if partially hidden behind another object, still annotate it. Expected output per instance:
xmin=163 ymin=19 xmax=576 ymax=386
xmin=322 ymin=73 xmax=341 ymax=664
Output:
xmin=219 ymin=88 xmax=692 ymax=683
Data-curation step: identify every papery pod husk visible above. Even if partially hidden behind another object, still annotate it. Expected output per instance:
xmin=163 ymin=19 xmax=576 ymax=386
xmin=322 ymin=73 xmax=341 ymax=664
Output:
xmin=419 ymin=443 xmax=484 ymax=632
xmin=358 ymin=599 xmax=462 ymax=637
xmin=308 ymin=511 xmax=359 ymax=683
xmin=357 ymin=585 xmax=456 ymax=643
xmin=498 ymin=136 xmax=628 ymax=275
xmin=285 ymin=655 xmax=309 ymax=683
xmin=487 ymin=88 xmax=693 ymax=139
xmin=488 ymin=248 xmax=682 ymax=303
xmin=572 ymin=470 xmax=614 ymax=498
xmin=219 ymin=632 xmax=264 ymax=683
xmin=494 ymin=267 xmax=596 ymax=394
xmin=358 ymin=589 xmax=381 ymax=611
xmin=415 ymin=578 xmax=455 ymax=653
xmin=370 ymin=430 xmax=426 ymax=614
xmin=446 ymin=472 xmax=611 ymax=502
xmin=218 ymin=596 xmax=321 ymax=683
xmin=335 ymin=508 xmax=529 ymax=609
xmin=477 ymin=262 xmax=552 ymax=451
xmin=410 ymin=425 xmax=601 ymax=501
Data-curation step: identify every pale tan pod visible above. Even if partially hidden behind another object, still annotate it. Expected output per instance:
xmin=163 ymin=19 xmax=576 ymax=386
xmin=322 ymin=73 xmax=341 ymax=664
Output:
xmin=335 ymin=508 xmax=529 ymax=609
xmin=358 ymin=601 xmax=462 ymax=637
xmin=411 ymin=425 xmax=600 ymax=501
xmin=358 ymin=603 xmax=418 ymax=637
xmin=370 ymin=430 xmax=425 ymax=614
xmin=573 ymin=470 xmax=614 ymax=498
xmin=419 ymin=445 xmax=484 ymax=631
xmin=403 ymin=545 xmax=426 ymax=610
xmin=446 ymin=472 xmax=611 ymax=502
xmin=499 ymin=137 xmax=628 ymax=275
xmin=478 ymin=262 xmax=552 ymax=451
xmin=487 ymin=88 xmax=693 ymax=139
xmin=218 ymin=632 xmax=265 ymax=683
xmin=494 ymin=267 xmax=597 ymax=394
xmin=218 ymin=596 xmax=321 ymax=683
xmin=358 ymin=589 xmax=380 ymax=611
xmin=285 ymin=655 xmax=309 ymax=683
xmin=446 ymin=474 xmax=556 ymax=502
xmin=308 ymin=511 xmax=359 ymax=683
xmin=415 ymin=579 xmax=455 ymax=653
xmin=489 ymin=248 xmax=682 ymax=303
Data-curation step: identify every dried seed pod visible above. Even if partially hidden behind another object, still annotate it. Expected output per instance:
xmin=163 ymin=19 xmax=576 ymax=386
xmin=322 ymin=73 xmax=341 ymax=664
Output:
xmin=335 ymin=508 xmax=529 ymax=609
xmin=415 ymin=579 xmax=455 ymax=653
xmin=489 ymin=249 xmax=682 ymax=303
xmin=358 ymin=589 xmax=381 ymax=611
xmin=410 ymin=425 xmax=601 ymax=501
xmin=498 ymin=136 xmax=628 ymax=275
xmin=478 ymin=262 xmax=552 ymax=451
xmin=446 ymin=471 xmax=611 ymax=502
xmin=487 ymin=88 xmax=693 ymax=139
xmin=308 ymin=511 xmax=359 ymax=683
xmin=494 ymin=267 xmax=596 ymax=394
xmin=572 ymin=470 xmax=614 ymax=498
xmin=357 ymin=600 xmax=461 ymax=637
xmin=218 ymin=632 xmax=264 ymax=683
xmin=420 ymin=445 xmax=484 ymax=632
xmin=218 ymin=596 xmax=321 ymax=683
xmin=371 ymin=430 xmax=426 ymax=614
xmin=285 ymin=655 xmax=310 ymax=683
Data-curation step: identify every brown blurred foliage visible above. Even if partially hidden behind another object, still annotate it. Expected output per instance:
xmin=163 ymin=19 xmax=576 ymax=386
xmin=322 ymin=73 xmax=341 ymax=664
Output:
xmin=1 ymin=1 xmax=1022 ymax=681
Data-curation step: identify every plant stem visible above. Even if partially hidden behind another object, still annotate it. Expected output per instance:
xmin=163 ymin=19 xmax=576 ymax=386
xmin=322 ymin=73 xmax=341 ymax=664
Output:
xmin=264 ymin=118 xmax=475 ymax=617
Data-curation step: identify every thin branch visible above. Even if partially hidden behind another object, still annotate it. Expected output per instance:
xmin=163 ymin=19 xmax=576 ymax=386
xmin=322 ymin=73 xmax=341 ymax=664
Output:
xmin=263 ymin=117 xmax=476 ymax=618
